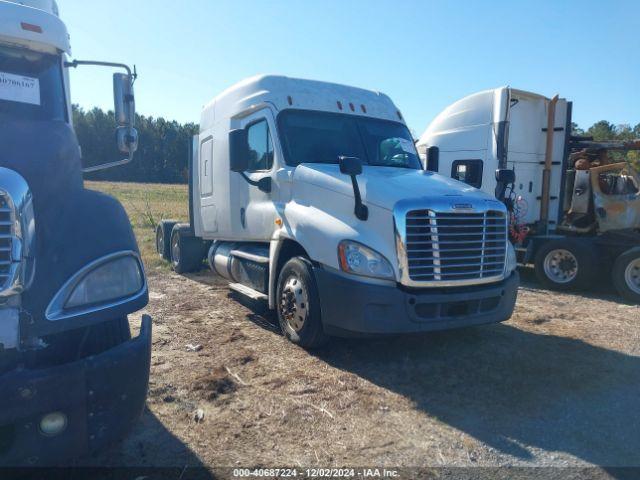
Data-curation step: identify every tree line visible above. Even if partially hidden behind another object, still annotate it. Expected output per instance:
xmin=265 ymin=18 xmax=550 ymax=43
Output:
xmin=572 ymin=120 xmax=640 ymax=169
xmin=73 ymin=105 xmax=198 ymax=184
xmin=74 ymin=104 xmax=639 ymax=184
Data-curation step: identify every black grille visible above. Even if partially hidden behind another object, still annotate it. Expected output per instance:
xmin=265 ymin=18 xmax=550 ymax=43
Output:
xmin=405 ymin=210 xmax=507 ymax=282
xmin=0 ymin=194 xmax=12 ymax=289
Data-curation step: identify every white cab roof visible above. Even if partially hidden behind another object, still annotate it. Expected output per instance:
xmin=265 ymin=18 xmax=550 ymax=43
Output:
xmin=418 ymin=86 xmax=553 ymax=145
xmin=0 ymin=0 xmax=69 ymax=54
xmin=3 ymin=0 xmax=59 ymax=15
xmin=418 ymin=86 xmax=549 ymax=140
xmin=200 ymin=75 xmax=404 ymax=131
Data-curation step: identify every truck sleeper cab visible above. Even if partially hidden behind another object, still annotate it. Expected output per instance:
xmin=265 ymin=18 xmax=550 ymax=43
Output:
xmin=157 ymin=75 xmax=519 ymax=347
xmin=417 ymin=87 xmax=640 ymax=303
xmin=0 ymin=0 xmax=150 ymax=465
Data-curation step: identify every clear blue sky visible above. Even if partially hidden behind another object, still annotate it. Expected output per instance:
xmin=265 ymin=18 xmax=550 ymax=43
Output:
xmin=58 ymin=0 xmax=639 ymax=135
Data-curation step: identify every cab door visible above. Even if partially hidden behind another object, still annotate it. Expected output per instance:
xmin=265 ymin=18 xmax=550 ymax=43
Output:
xmin=590 ymin=163 xmax=640 ymax=232
xmin=234 ymin=109 xmax=280 ymax=241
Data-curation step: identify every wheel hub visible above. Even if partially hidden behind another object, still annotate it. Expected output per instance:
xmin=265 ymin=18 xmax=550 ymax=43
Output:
xmin=543 ymin=249 xmax=578 ymax=284
xmin=280 ymin=276 xmax=308 ymax=332
xmin=157 ymin=230 xmax=164 ymax=254
xmin=171 ymin=235 xmax=180 ymax=266
xmin=625 ymin=257 xmax=640 ymax=295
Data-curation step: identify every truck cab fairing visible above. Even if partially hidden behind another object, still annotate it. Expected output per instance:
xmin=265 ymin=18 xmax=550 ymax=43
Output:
xmin=417 ymin=87 xmax=570 ymax=230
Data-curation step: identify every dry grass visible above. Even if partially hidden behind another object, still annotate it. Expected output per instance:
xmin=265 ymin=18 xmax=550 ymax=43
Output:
xmin=82 ymin=181 xmax=640 ymax=472
xmin=85 ymin=181 xmax=188 ymax=268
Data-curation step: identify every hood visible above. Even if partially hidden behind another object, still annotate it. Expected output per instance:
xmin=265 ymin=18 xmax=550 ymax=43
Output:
xmin=292 ymin=164 xmax=498 ymax=211
xmin=0 ymin=119 xmax=83 ymax=201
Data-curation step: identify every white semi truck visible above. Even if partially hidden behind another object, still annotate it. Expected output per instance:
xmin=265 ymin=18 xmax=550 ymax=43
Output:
xmin=417 ymin=87 xmax=640 ymax=302
xmin=0 ymin=0 xmax=150 ymax=465
xmin=157 ymin=75 xmax=519 ymax=348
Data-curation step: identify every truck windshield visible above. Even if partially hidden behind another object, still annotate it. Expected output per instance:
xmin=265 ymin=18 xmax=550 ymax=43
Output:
xmin=0 ymin=45 xmax=67 ymax=122
xmin=278 ymin=110 xmax=421 ymax=169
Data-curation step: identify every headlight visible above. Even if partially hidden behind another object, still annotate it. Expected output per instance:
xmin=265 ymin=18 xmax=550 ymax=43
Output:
xmin=505 ymin=242 xmax=517 ymax=274
xmin=338 ymin=240 xmax=395 ymax=280
xmin=65 ymin=255 xmax=144 ymax=309
xmin=46 ymin=251 xmax=145 ymax=320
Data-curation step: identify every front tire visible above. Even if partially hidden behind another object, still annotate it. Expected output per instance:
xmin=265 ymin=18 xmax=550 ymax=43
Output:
xmin=276 ymin=257 xmax=328 ymax=349
xmin=534 ymin=239 xmax=596 ymax=291
xmin=612 ymin=247 xmax=640 ymax=304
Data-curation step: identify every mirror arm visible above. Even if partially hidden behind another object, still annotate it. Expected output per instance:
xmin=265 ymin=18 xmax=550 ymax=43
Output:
xmin=239 ymin=172 xmax=258 ymax=186
xmin=238 ymin=172 xmax=271 ymax=193
xmin=349 ymin=175 xmax=368 ymax=221
xmin=64 ymin=60 xmax=137 ymax=81
xmin=82 ymin=148 xmax=133 ymax=174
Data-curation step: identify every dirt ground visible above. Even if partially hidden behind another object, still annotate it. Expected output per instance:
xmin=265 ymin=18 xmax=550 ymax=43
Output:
xmin=82 ymin=264 xmax=640 ymax=474
xmin=79 ymin=182 xmax=640 ymax=478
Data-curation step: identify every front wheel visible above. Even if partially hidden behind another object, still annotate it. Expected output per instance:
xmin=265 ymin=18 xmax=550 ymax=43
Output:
xmin=612 ymin=248 xmax=640 ymax=304
xmin=534 ymin=239 xmax=596 ymax=291
xmin=276 ymin=257 xmax=328 ymax=349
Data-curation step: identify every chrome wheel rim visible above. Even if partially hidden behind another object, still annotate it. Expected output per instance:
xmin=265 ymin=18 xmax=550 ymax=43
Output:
xmin=543 ymin=249 xmax=578 ymax=284
xmin=280 ymin=275 xmax=309 ymax=332
xmin=171 ymin=234 xmax=180 ymax=267
xmin=624 ymin=257 xmax=640 ymax=295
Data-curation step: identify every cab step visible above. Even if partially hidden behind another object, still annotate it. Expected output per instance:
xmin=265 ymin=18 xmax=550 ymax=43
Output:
xmin=228 ymin=282 xmax=268 ymax=301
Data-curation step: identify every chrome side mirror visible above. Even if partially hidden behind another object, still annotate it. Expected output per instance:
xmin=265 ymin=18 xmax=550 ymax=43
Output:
xmin=117 ymin=127 xmax=139 ymax=156
xmin=113 ymin=73 xmax=138 ymax=156
xmin=65 ymin=60 xmax=139 ymax=173
xmin=114 ymin=73 xmax=135 ymax=127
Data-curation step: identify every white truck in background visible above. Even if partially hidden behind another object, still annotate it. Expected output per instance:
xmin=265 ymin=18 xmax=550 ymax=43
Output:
xmin=156 ymin=75 xmax=519 ymax=348
xmin=417 ymin=87 xmax=640 ymax=302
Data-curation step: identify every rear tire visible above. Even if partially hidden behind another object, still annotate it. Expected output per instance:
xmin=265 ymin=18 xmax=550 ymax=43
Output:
xmin=276 ymin=257 xmax=328 ymax=349
xmin=156 ymin=220 xmax=177 ymax=260
xmin=170 ymin=224 xmax=205 ymax=274
xmin=612 ymin=247 xmax=640 ymax=304
xmin=534 ymin=238 xmax=596 ymax=291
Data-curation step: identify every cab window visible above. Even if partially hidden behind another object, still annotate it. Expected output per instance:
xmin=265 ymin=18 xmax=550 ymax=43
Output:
xmin=452 ymin=159 xmax=483 ymax=188
xmin=247 ymin=119 xmax=274 ymax=171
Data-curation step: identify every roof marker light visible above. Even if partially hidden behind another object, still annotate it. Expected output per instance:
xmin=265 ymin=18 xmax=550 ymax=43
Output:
xmin=361 ymin=105 xmax=367 ymax=114
xmin=337 ymin=101 xmax=343 ymax=110
xmin=349 ymin=103 xmax=355 ymax=112
xmin=21 ymin=22 xmax=43 ymax=33
xmin=396 ymin=110 xmax=403 ymax=120
xmin=287 ymin=96 xmax=293 ymax=106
